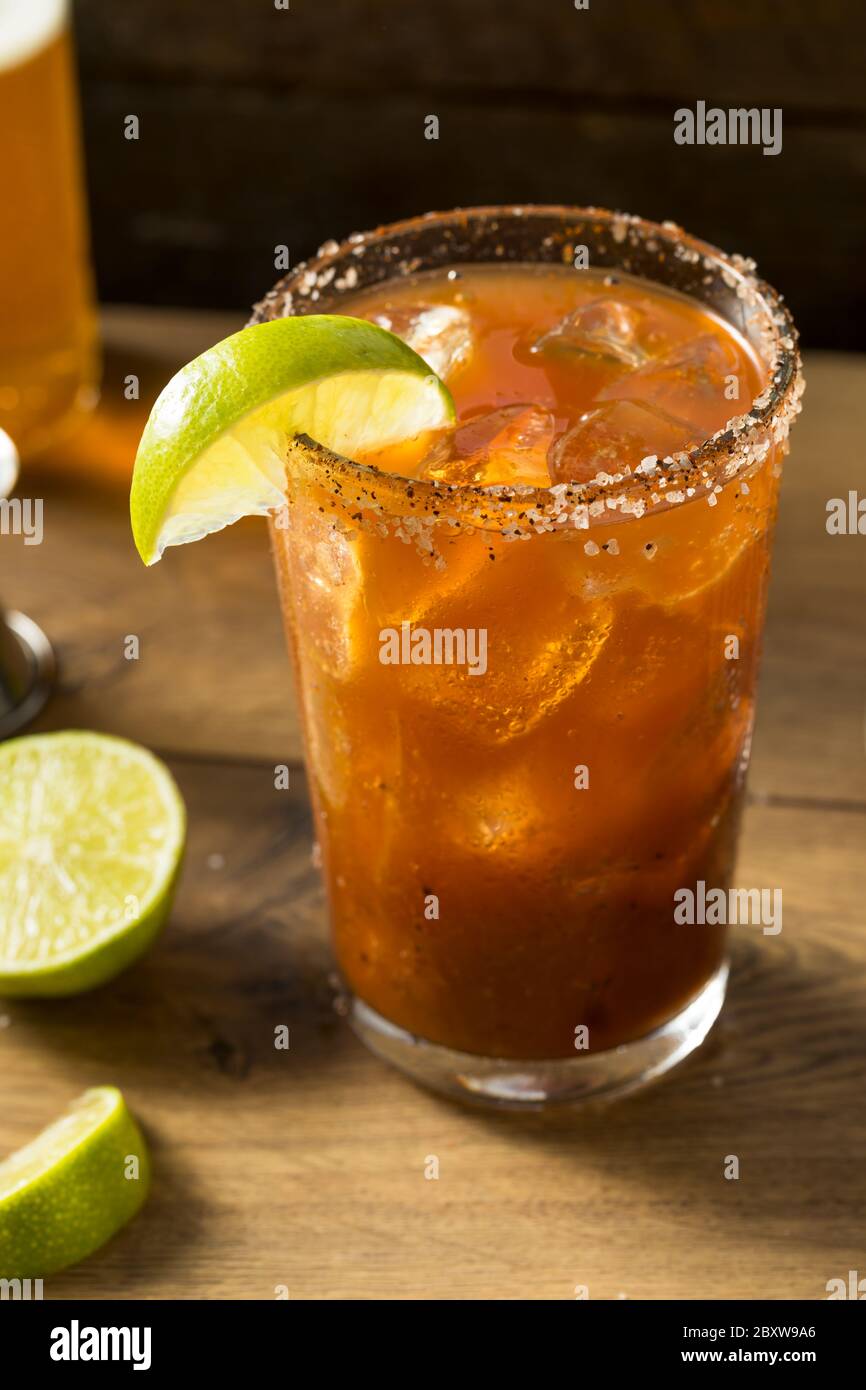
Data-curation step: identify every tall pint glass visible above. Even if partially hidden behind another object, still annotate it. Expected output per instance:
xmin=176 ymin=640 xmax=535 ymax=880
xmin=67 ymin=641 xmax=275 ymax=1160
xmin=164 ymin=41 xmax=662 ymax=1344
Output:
xmin=259 ymin=207 xmax=803 ymax=1107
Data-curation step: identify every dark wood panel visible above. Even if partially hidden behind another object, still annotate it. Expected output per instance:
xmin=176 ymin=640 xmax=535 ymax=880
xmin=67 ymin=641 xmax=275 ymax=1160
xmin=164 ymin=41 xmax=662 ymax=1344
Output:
xmin=78 ymin=82 xmax=866 ymax=348
xmin=68 ymin=0 xmax=866 ymax=345
xmin=74 ymin=0 xmax=866 ymax=112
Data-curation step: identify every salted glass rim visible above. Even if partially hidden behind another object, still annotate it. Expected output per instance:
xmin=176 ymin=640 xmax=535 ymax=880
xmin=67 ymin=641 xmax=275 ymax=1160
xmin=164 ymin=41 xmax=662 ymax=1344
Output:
xmin=250 ymin=205 xmax=804 ymax=534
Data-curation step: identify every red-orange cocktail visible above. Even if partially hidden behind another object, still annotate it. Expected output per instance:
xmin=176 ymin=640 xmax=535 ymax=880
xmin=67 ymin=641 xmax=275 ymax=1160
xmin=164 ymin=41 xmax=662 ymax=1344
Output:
xmin=259 ymin=208 xmax=803 ymax=1106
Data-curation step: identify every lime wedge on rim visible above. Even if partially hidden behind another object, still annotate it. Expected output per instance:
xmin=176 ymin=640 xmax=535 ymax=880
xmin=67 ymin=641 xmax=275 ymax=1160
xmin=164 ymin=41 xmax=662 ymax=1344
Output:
xmin=0 ymin=731 xmax=185 ymax=996
xmin=130 ymin=315 xmax=455 ymax=565
xmin=0 ymin=1086 xmax=150 ymax=1277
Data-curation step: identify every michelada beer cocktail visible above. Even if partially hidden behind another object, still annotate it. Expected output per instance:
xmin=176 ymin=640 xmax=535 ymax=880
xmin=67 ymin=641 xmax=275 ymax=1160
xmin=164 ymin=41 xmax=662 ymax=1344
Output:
xmin=132 ymin=207 xmax=803 ymax=1106
xmin=260 ymin=209 xmax=802 ymax=1104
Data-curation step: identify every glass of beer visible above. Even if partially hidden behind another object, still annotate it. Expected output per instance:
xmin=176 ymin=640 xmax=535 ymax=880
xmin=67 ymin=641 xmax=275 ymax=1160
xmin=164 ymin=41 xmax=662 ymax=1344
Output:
xmin=0 ymin=0 xmax=99 ymax=457
xmin=260 ymin=207 xmax=803 ymax=1108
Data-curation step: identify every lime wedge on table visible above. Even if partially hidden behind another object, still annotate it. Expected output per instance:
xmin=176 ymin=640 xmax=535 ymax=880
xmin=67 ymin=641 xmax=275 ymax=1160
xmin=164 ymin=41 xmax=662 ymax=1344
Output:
xmin=130 ymin=315 xmax=455 ymax=564
xmin=0 ymin=731 xmax=185 ymax=996
xmin=0 ymin=1086 xmax=149 ymax=1277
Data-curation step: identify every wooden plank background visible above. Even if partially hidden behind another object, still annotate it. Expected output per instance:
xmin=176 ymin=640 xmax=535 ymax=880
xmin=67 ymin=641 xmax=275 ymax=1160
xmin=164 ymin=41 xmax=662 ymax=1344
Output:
xmin=70 ymin=0 xmax=866 ymax=348
xmin=0 ymin=311 xmax=863 ymax=1298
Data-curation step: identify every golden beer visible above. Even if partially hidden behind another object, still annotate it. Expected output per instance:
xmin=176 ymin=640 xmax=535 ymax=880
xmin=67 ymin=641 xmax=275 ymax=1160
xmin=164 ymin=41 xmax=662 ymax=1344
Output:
xmin=0 ymin=0 xmax=98 ymax=456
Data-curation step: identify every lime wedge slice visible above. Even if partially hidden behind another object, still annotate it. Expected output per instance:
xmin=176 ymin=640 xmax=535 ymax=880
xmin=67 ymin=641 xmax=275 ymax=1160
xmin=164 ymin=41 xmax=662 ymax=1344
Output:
xmin=130 ymin=315 xmax=455 ymax=565
xmin=0 ymin=1086 xmax=150 ymax=1277
xmin=0 ymin=731 xmax=185 ymax=996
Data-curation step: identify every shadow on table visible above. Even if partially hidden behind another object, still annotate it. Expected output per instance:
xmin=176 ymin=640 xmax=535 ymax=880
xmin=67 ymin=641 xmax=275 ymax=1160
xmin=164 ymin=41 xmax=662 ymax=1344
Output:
xmin=2 ymin=756 xmax=347 ymax=1094
xmin=440 ymin=932 xmax=866 ymax=1277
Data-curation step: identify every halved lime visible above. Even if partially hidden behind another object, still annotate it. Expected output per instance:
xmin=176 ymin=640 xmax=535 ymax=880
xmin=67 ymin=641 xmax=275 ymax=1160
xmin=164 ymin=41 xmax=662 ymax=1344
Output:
xmin=0 ymin=731 xmax=185 ymax=996
xmin=130 ymin=315 xmax=455 ymax=564
xmin=0 ymin=1086 xmax=149 ymax=1277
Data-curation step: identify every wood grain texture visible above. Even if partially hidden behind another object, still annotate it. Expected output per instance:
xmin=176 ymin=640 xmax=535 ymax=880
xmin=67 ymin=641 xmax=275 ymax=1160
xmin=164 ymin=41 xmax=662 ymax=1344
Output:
xmin=0 ymin=311 xmax=863 ymax=1300
xmin=1 ymin=779 xmax=863 ymax=1301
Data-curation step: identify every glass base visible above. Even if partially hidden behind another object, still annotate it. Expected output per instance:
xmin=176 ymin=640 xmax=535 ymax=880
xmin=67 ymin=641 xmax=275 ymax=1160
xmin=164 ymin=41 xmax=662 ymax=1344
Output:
xmin=348 ymin=963 xmax=728 ymax=1110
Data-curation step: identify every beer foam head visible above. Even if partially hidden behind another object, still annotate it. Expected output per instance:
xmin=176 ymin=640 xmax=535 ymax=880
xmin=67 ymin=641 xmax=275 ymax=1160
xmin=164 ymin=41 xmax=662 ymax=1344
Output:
xmin=0 ymin=429 xmax=19 ymax=500
xmin=0 ymin=0 xmax=66 ymax=73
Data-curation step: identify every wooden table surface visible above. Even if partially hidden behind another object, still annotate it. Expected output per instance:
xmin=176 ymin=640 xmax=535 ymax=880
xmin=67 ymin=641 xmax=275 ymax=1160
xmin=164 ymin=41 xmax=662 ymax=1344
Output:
xmin=1 ymin=310 xmax=864 ymax=1301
